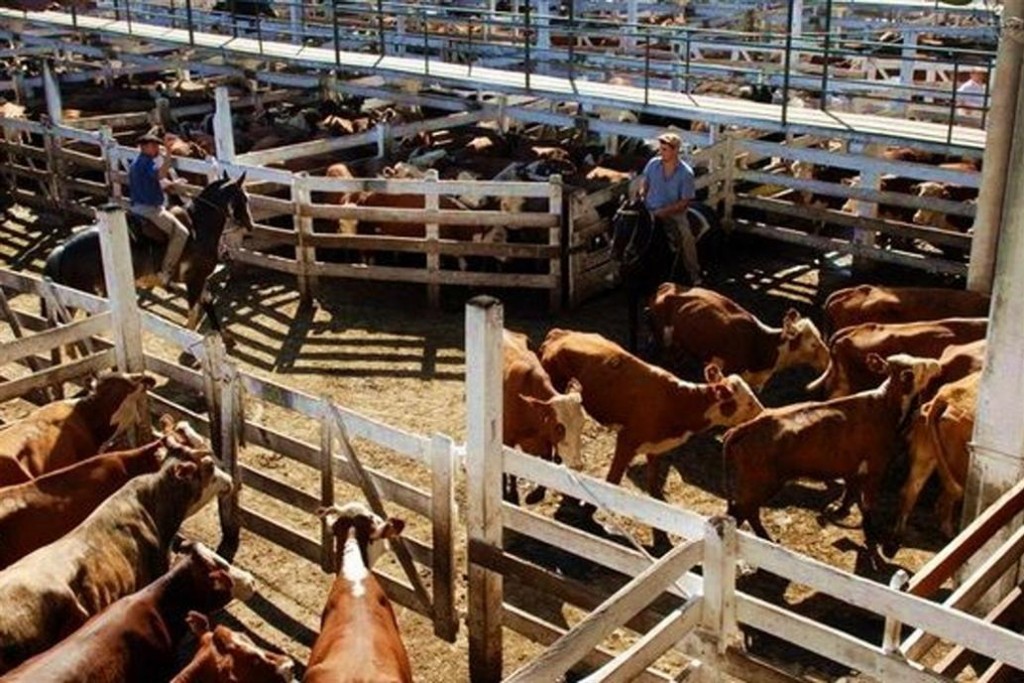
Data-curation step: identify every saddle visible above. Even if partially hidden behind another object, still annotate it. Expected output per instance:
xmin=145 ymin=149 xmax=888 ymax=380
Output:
xmin=127 ymin=213 xmax=168 ymax=245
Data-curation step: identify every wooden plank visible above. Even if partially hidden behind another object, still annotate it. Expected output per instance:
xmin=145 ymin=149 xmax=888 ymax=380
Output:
xmin=238 ymin=506 xmax=321 ymax=564
xmin=465 ymin=297 xmax=505 ymax=683
xmin=935 ymin=586 xmax=1024 ymax=678
xmin=302 ymin=233 xmax=560 ymax=259
xmin=578 ymin=599 xmax=703 ymax=683
xmin=738 ymin=533 xmax=1024 ymax=670
xmin=737 ymin=595 xmax=948 ymax=683
xmin=319 ymin=407 xmax=335 ymax=572
xmin=732 ymin=220 xmax=967 ymax=276
xmin=430 ymin=433 xmax=458 ymax=642
xmin=504 ymin=537 xmax=703 ymax=682
xmin=0 ymin=349 xmax=116 ymax=405
xmin=503 ymin=505 xmax=702 ymax=597
xmin=144 ymin=353 xmax=205 ymax=392
xmin=907 ymin=478 xmax=1024 ymax=599
xmin=299 ymin=203 xmax=559 ymax=228
xmin=738 ymin=169 xmax=976 ymax=218
xmin=301 ymin=175 xmax=553 ymax=197
xmin=243 ymin=421 xmax=319 ymax=470
xmin=332 ymin=454 xmax=432 ymax=518
xmin=736 ymin=140 xmax=982 ymax=186
xmin=503 ymin=446 xmax=708 ymax=540
xmin=736 ymin=195 xmax=972 ymax=249
xmin=0 ymin=312 xmax=111 ymax=368
xmin=902 ymin=524 xmax=1024 ymax=661
xmin=502 ymin=606 xmax=675 ymax=683
xmin=240 ymin=463 xmax=320 ymax=514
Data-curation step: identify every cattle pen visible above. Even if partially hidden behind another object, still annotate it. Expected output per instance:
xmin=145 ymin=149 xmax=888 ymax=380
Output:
xmin=1 ymin=208 xmax=1023 ymax=681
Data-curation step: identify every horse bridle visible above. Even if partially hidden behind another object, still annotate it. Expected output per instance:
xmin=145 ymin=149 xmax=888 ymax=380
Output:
xmin=191 ymin=190 xmax=249 ymax=259
xmin=617 ymin=206 xmax=656 ymax=268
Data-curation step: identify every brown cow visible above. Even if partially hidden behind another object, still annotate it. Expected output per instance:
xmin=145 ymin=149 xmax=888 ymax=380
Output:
xmin=895 ymin=370 xmax=980 ymax=541
xmin=919 ymin=338 xmax=985 ymax=401
xmin=807 ymin=318 xmax=987 ymax=399
xmin=538 ymin=329 xmax=763 ymax=496
xmin=171 ymin=612 xmax=294 ymax=683
xmin=823 ymin=285 xmax=990 ymax=333
xmin=0 ymin=437 xmax=231 ymax=672
xmin=912 ymin=181 xmax=977 ymax=233
xmin=304 ymin=503 xmax=411 ymax=683
xmin=649 ymin=284 xmax=830 ymax=393
xmin=1 ymin=542 xmax=256 ymax=683
xmin=724 ymin=354 xmax=942 ymax=555
xmin=503 ymin=329 xmax=585 ymax=504
xmin=0 ymin=372 xmax=156 ymax=486
xmin=0 ymin=440 xmax=164 ymax=570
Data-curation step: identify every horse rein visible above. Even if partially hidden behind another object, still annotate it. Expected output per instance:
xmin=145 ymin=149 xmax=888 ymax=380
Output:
xmin=617 ymin=207 xmax=656 ymax=268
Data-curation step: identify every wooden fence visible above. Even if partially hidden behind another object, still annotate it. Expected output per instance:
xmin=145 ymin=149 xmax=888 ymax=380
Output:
xmin=0 ymin=209 xmax=460 ymax=642
xmin=463 ymin=297 xmax=1024 ymax=683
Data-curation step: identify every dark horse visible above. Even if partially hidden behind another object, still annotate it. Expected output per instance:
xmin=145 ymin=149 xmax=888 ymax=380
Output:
xmin=610 ymin=197 xmax=720 ymax=353
xmin=42 ymin=173 xmax=254 ymax=335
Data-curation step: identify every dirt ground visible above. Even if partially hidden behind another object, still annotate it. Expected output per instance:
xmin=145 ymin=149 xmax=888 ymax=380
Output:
xmin=0 ymin=202 xmax=972 ymax=681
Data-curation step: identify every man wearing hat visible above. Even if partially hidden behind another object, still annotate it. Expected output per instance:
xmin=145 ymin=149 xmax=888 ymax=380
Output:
xmin=955 ymin=67 xmax=987 ymax=126
xmin=128 ymin=129 xmax=189 ymax=289
xmin=637 ymin=131 xmax=702 ymax=285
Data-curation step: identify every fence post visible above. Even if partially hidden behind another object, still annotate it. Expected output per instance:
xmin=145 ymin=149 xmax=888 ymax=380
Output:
xmin=375 ymin=121 xmax=391 ymax=158
xmin=201 ymin=333 xmax=242 ymax=550
xmin=42 ymin=61 xmax=62 ymax=126
xmin=548 ymin=173 xmax=563 ymax=313
xmin=100 ymin=126 xmax=121 ymax=201
xmin=466 ymin=296 xmax=505 ymax=683
xmin=899 ymin=29 xmax=917 ymax=116
xmin=431 ymin=433 xmax=458 ymax=642
xmin=882 ymin=569 xmax=910 ymax=655
xmin=185 ymin=0 xmax=195 ymax=45
xmin=213 ymin=86 xmax=236 ymax=163
xmin=293 ymin=173 xmax=316 ymax=301
xmin=425 ymin=169 xmax=441 ymax=310
xmin=289 ymin=0 xmax=302 ymax=44
xmin=723 ymin=136 xmax=736 ymax=231
xmin=319 ymin=398 xmax=336 ymax=573
xmin=700 ymin=516 xmax=739 ymax=658
xmin=96 ymin=206 xmax=146 ymax=376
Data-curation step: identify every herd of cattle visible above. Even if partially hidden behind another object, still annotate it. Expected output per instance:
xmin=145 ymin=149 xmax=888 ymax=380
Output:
xmin=503 ymin=282 xmax=991 ymax=560
xmin=0 ymin=374 xmax=416 ymax=681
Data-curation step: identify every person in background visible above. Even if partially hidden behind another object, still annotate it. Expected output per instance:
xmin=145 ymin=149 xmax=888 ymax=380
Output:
xmin=128 ymin=130 xmax=189 ymax=289
xmin=636 ymin=131 xmax=702 ymax=286
xmin=956 ymin=67 xmax=988 ymax=127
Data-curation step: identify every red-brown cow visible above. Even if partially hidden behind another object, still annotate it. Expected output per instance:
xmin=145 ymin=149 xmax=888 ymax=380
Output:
xmin=538 ymin=329 xmax=764 ymax=496
xmin=649 ymin=283 xmax=830 ymax=393
xmin=0 ymin=440 xmax=163 ymax=569
xmin=807 ymin=318 xmax=986 ymax=399
xmin=896 ymin=370 xmax=980 ymax=541
xmin=919 ymin=338 xmax=985 ymax=402
xmin=304 ymin=502 xmax=411 ymax=683
xmin=0 ymin=437 xmax=231 ymax=673
xmin=171 ymin=612 xmax=294 ymax=683
xmin=1 ymin=542 xmax=256 ymax=683
xmin=724 ymin=354 xmax=941 ymax=556
xmin=503 ymin=329 xmax=585 ymax=504
xmin=0 ymin=372 xmax=155 ymax=486
xmin=823 ymin=285 xmax=990 ymax=333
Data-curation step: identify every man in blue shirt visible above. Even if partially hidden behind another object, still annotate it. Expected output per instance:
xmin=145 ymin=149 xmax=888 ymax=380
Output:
xmin=128 ymin=130 xmax=189 ymax=289
xmin=637 ymin=131 xmax=702 ymax=285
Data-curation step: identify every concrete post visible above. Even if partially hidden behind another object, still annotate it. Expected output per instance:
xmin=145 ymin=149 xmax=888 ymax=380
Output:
xmin=212 ymin=86 xmax=236 ymax=163
xmin=962 ymin=48 xmax=1024 ymax=604
xmin=898 ymin=30 xmax=917 ymax=115
xmin=968 ymin=0 xmax=1024 ymax=294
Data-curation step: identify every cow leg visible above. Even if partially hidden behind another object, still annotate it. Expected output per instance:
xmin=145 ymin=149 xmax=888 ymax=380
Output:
xmin=896 ymin=457 xmax=936 ymax=538
xmin=645 ymin=453 xmax=672 ymax=551
xmin=935 ymin=490 xmax=961 ymax=539
xmin=502 ymin=473 xmax=521 ymax=506
xmin=606 ymin=437 xmax=635 ymax=486
xmin=828 ymin=480 xmax=859 ymax=519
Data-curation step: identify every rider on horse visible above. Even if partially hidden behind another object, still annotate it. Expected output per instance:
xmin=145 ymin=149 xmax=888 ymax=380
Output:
xmin=637 ymin=131 xmax=702 ymax=286
xmin=128 ymin=129 xmax=189 ymax=289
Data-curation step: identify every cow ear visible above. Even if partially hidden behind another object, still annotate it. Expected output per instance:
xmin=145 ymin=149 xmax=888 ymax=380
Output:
xmin=865 ymin=353 xmax=888 ymax=375
xmin=186 ymin=611 xmax=211 ymax=636
xmin=704 ymin=363 xmax=724 ymax=384
xmin=238 ymin=171 xmax=246 ymax=184
xmin=899 ymin=369 xmax=915 ymax=394
xmin=173 ymin=460 xmax=198 ymax=480
xmin=158 ymin=414 xmax=176 ymax=434
xmin=383 ymin=517 xmax=405 ymax=538
xmin=566 ymin=378 xmax=583 ymax=396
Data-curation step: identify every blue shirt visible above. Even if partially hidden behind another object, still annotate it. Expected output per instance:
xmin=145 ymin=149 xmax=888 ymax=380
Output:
xmin=643 ymin=157 xmax=695 ymax=212
xmin=128 ymin=154 xmax=164 ymax=207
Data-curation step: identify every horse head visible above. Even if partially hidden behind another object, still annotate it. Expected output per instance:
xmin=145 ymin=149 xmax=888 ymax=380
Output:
xmin=611 ymin=196 xmax=649 ymax=265
xmin=190 ymin=173 xmax=254 ymax=258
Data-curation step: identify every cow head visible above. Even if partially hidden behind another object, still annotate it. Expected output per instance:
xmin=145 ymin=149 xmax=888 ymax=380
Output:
xmin=867 ymin=353 xmax=943 ymax=418
xmin=520 ymin=378 xmax=586 ymax=470
xmin=704 ymin=363 xmax=765 ymax=427
xmin=185 ymin=613 xmax=294 ymax=683
xmin=156 ymin=414 xmax=208 ymax=449
xmin=318 ymin=501 xmax=405 ymax=570
xmin=86 ymin=372 xmax=157 ymax=448
xmin=912 ymin=182 xmax=951 ymax=228
xmin=175 ymin=539 xmax=257 ymax=606
xmin=164 ymin=433 xmax=233 ymax=518
xmin=779 ymin=309 xmax=831 ymax=374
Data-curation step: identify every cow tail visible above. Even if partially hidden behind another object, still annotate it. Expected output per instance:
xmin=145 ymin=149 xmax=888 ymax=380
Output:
xmin=927 ymin=398 xmax=965 ymax=502
xmin=722 ymin=428 xmax=738 ymax=515
xmin=40 ymin=243 xmax=65 ymax=324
